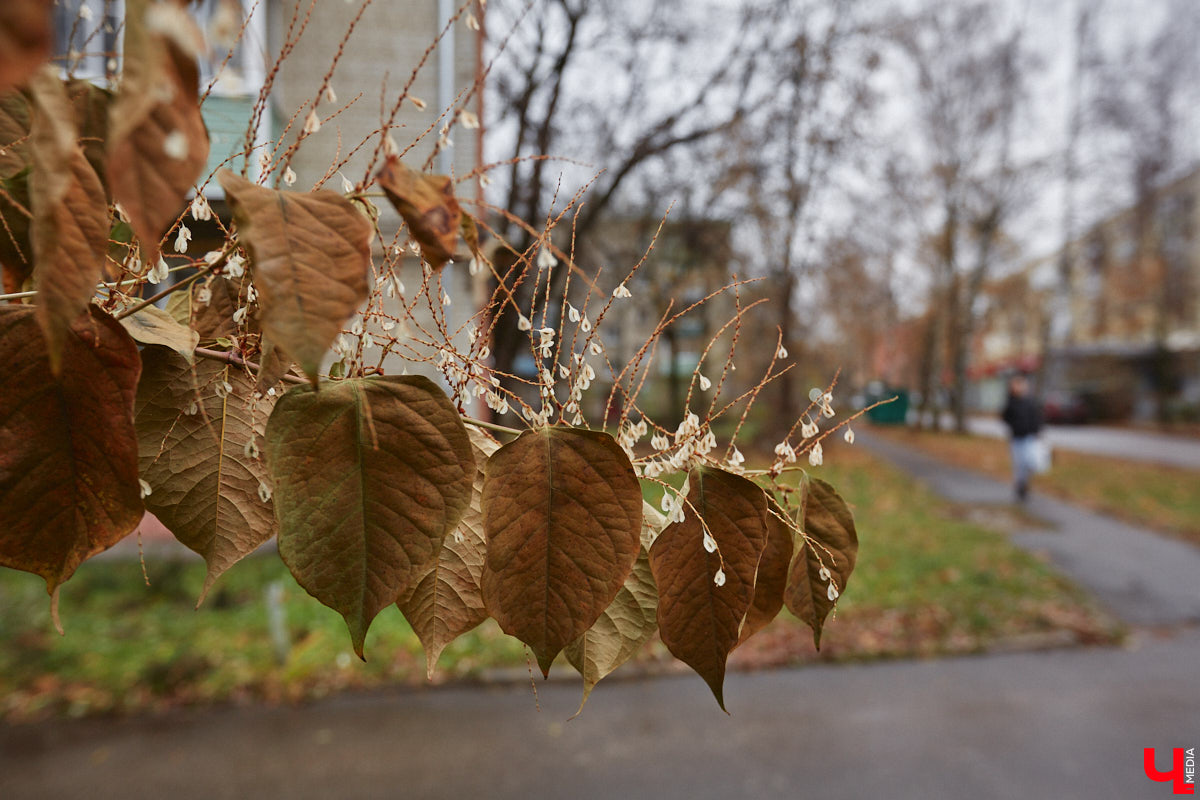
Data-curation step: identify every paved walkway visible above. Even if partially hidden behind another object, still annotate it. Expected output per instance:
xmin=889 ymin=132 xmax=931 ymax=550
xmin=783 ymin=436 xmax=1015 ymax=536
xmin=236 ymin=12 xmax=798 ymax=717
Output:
xmin=963 ymin=416 xmax=1200 ymax=470
xmin=862 ymin=430 xmax=1200 ymax=626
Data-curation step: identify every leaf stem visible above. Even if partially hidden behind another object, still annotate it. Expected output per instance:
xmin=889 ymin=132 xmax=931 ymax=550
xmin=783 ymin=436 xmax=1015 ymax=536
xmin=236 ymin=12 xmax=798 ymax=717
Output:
xmin=0 ymin=272 xmax=196 ymax=303
xmin=115 ymin=264 xmax=219 ymax=321
xmin=463 ymin=417 xmax=522 ymax=437
xmin=194 ymin=346 xmax=306 ymax=384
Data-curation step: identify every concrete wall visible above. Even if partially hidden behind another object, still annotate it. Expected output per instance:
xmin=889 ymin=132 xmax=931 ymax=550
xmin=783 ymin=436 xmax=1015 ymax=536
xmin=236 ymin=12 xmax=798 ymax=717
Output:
xmin=265 ymin=1 xmax=486 ymax=389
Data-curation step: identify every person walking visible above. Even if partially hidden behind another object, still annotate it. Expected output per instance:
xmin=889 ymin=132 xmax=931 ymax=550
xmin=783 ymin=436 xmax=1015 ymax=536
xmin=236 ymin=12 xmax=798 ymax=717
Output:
xmin=1001 ymin=373 xmax=1043 ymax=502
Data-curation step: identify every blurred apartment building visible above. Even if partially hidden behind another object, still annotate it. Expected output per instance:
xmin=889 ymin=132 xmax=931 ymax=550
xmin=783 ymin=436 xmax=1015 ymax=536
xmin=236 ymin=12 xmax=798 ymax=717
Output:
xmin=975 ymin=166 xmax=1200 ymax=421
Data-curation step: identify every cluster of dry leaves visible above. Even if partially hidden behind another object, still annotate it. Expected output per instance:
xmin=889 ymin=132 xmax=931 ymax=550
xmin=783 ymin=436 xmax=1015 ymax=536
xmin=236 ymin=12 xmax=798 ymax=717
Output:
xmin=0 ymin=0 xmax=859 ymax=711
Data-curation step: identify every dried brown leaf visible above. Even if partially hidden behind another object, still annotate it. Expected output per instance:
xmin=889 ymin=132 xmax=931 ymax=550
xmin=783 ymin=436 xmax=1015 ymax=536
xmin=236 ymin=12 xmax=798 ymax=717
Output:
xmin=783 ymin=477 xmax=859 ymax=649
xmin=0 ymin=168 xmax=32 ymax=294
xmin=64 ymin=79 xmax=112 ymax=196
xmin=119 ymin=304 xmax=199 ymax=361
xmin=0 ymin=91 xmax=32 ymax=292
xmin=108 ymin=0 xmax=208 ymax=261
xmin=460 ymin=212 xmax=480 ymax=260
xmin=184 ymin=275 xmax=244 ymax=340
xmin=736 ymin=498 xmax=793 ymax=646
xmin=565 ymin=504 xmax=660 ymax=713
xmin=0 ymin=304 xmax=143 ymax=593
xmin=218 ymin=169 xmax=373 ymax=382
xmin=481 ymin=427 xmax=643 ymax=677
xmin=397 ymin=426 xmax=499 ymax=678
xmin=134 ymin=346 xmax=276 ymax=601
xmin=376 ymin=156 xmax=461 ymax=270
xmin=0 ymin=90 xmax=31 ymax=178
xmin=266 ymin=376 xmax=475 ymax=658
xmin=254 ymin=338 xmax=293 ymax=395
xmin=649 ymin=466 xmax=768 ymax=711
xmin=0 ymin=0 xmax=52 ymax=93
xmin=28 ymin=71 xmax=108 ymax=374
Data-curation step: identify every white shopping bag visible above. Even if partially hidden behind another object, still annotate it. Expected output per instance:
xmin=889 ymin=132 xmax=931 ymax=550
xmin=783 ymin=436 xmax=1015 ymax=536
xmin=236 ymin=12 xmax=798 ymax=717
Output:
xmin=1032 ymin=437 xmax=1052 ymax=474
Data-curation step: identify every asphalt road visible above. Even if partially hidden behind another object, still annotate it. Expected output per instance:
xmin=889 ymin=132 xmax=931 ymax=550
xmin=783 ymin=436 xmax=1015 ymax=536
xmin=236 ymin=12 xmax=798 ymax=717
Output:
xmin=1 ymin=628 xmax=1196 ymax=800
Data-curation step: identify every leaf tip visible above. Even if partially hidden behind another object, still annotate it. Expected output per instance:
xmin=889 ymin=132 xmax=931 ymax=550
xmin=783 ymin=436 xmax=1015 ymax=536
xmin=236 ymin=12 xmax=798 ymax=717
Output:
xmin=50 ymin=585 xmax=64 ymax=636
xmin=196 ymin=567 xmax=220 ymax=608
xmin=424 ymin=644 xmax=444 ymax=681
xmin=536 ymin=649 xmax=556 ymax=679
xmin=568 ymin=683 xmax=595 ymax=721
xmin=345 ymin=616 xmax=368 ymax=661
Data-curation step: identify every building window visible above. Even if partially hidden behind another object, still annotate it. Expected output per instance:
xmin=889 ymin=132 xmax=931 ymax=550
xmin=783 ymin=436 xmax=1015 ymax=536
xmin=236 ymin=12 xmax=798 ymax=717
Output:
xmin=54 ymin=0 xmax=124 ymax=82
xmin=190 ymin=0 xmax=270 ymax=190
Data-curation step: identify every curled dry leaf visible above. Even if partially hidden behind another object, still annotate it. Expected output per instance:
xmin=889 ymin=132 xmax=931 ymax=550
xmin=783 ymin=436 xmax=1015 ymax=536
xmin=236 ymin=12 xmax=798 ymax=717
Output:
xmin=564 ymin=503 xmax=661 ymax=714
xmin=735 ymin=497 xmax=794 ymax=647
xmin=218 ymin=169 xmax=373 ymax=382
xmin=28 ymin=70 xmax=109 ymax=374
xmin=0 ymin=305 xmax=143 ymax=594
xmin=119 ymin=304 xmax=199 ymax=361
xmin=0 ymin=167 xmax=32 ymax=293
xmin=254 ymin=338 xmax=293 ymax=395
xmin=0 ymin=90 xmax=33 ymax=292
xmin=0 ymin=0 xmax=52 ymax=93
xmin=376 ymin=156 xmax=461 ymax=270
xmin=175 ymin=275 xmax=251 ymax=341
xmin=459 ymin=212 xmax=481 ymax=261
xmin=108 ymin=0 xmax=209 ymax=261
xmin=64 ymin=79 xmax=113 ymax=198
xmin=397 ymin=426 xmax=499 ymax=678
xmin=481 ymin=427 xmax=643 ymax=677
xmin=649 ymin=466 xmax=768 ymax=711
xmin=783 ymin=477 xmax=859 ymax=649
xmin=134 ymin=346 xmax=277 ymax=602
xmin=265 ymin=376 xmax=475 ymax=658
xmin=0 ymin=90 xmax=31 ymax=177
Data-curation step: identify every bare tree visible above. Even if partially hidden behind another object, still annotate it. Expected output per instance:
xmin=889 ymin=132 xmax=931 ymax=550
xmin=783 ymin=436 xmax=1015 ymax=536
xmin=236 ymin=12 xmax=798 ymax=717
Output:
xmin=894 ymin=1 xmax=1029 ymax=433
xmin=482 ymin=0 xmax=758 ymax=402
xmin=711 ymin=0 xmax=880 ymax=426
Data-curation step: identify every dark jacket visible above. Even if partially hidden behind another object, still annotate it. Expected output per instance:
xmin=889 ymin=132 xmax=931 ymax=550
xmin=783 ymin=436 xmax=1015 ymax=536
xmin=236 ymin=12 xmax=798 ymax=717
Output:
xmin=1002 ymin=393 xmax=1042 ymax=438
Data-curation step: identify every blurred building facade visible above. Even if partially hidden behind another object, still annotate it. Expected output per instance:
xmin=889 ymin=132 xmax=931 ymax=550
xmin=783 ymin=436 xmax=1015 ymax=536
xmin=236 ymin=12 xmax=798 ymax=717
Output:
xmin=975 ymin=166 xmax=1200 ymax=421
